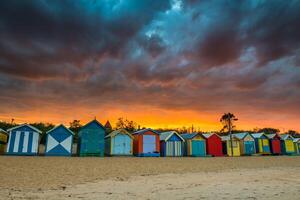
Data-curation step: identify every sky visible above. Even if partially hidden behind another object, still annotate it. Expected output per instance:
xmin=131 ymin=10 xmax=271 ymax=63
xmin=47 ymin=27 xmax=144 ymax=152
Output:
xmin=0 ymin=0 xmax=300 ymax=132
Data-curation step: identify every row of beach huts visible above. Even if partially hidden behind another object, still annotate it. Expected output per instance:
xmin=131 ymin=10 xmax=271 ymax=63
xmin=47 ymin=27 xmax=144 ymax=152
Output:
xmin=0 ymin=119 xmax=299 ymax=157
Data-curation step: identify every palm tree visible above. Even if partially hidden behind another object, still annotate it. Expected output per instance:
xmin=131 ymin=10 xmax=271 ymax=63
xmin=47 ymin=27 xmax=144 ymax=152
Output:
xmin=220 ymin=113 xmax=238 ymax=156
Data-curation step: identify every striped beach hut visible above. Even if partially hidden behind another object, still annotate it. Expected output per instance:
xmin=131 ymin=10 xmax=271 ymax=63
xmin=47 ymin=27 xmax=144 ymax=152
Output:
xmin=233 ymin=133 xmax=256 ymax=155
xmin=45 ymin=124 xmax=74 ymax=156
xmin=6 ymin=124 xmax=42 ymax=155
xmin=202 ymin=133 xmax=223 ymax=157
xmin=181 ymin=133 xmax=206 ymax=157
xmin=160 ymin=131 xmax=184 ymax=157
xmin=293 ymin=138 xmax=300 ymax=154
xmin=105 ymin=129 xmax=133 ymax=156
xmin=252 ymin=133 xmax=270 ymax=154
xmin=221 ymin=135 xmax=241 ymax=156
xmin=132 ymin=129 xmax=160 ymax=157
xmin=0 ymin=128 xmax=8 ymax=154
xmin=266 ymin=134 xmax=281 ymax=155
xmin=279 ymin=134 xmax=296 ymax=155
xmin=78 ymin=120 xmax=105 ymax=157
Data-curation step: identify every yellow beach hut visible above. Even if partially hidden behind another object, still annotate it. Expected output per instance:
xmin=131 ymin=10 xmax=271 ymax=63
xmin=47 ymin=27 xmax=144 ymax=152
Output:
xmin=221 ymin=135 xmax=241 ymax=156
xmin=279 ymin=134 xmax=296 ymax=155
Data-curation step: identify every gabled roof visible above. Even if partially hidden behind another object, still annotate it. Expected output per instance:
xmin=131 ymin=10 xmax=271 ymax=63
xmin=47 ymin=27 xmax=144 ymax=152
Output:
xmin=233 ymin=132 xmax=252 ymax=140
xmin=251 ymin=132 xmax=266 ymax=139
xmin=181 ymin=133 xmax=198 ymax=140
xmin=0 ymin=128 xmax=8 ymax=135
xmin=159 ymin=131 xmax=184 ymax=142
xmin=7 ymin=124 xmax=42 ymax=134
xmin=105 ymin=129 xmax=133 ymax=139
xmin=266 ymin=133 xmax=281 ymax=139
xmin=132 ymin=128 xmax=159 ymax=135
xmin=202 ymin=133 xmax=221 ymax=139
xmin=104 ymin=120 xmax=112 ymax=129
xmin=279 ymin=134 xmax=294 ymax=140
xmin=46 ymin=124 xmax=75 ymax=135
xmin=220 ymin=135 xmax=240 ymax=141
xmin=293 ymin=138 xmax=300 ymax=143
xmin=81 ymin=119 xmax=105 ymax=130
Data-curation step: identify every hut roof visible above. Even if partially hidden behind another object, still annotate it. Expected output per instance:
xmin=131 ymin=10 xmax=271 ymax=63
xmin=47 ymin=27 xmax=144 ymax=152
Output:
xmin=293 ymin=138 xmax=300 ymax=143
xmin=220 ymin=135 xmax=240 ymax=141
xmin=266 ymin=133 xmax=281 ymax=139
xmin=0 ymin=128 xmax=8 ymax=135
xmin=181 ymin=133 xmax=197 ymax=140
xmin=7 ymin=124 xmax=42 ymax=134
xmin=105 ymin=129 xmax=133 ymax=139
xmin=104 ymin=120 xmax=112 ymax=129
xmin=46 ymin=124 xmax=74 ymax=135
xmin=159 ymin=131 xmax=184 ymax=141
xmin=132 ymin=128 xmax=159 ymax=135
xmin=81 ymin=119 xmax=105 ymax=130
xmin=202 ymin=133 xmax=221 ymax=139
xmin=233 ymin=132 xmax=251 ymax=140
xmin=251 ymin=133 xmax=266 ymax=139
xmin=279 ymin=134 xmax=294 ymax=140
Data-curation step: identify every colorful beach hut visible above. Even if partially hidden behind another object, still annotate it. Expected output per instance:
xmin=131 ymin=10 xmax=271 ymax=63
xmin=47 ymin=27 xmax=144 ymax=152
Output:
xmin=251 ymin=133 xmax=270 ymax=154
xmin=279 ymin=134 xmax=296 ymax=155
xmin=221 ymin=135 xmax=241 ymax=156
xmin=0 ymin=128 xmax=8 ymax=154
xmin=181 ymin=133 xmax=206 ymax=157
xmin=132 ymin=129 xmax=160 ymax=157
xmin=45 ymin=124 xmax=74 ymax=156
xmin=266 ymin=134 xmax=282 ymax=155
xmin=233 ymin=132 xmax=256 ymax=155
xmin=202 ymin=133 xmax=223 ymax=157
xmin=160 ymin=131 xmax=184 ymax=157
xmin=293 ymin=138 xmax=300 ymax=154
xmin=105 ymin=129 xmax=133 ymax=156
xmin=78 ymin=120 xmax=105 ymax=157
xmin=6 ymin=124 xmax=42 ymax=155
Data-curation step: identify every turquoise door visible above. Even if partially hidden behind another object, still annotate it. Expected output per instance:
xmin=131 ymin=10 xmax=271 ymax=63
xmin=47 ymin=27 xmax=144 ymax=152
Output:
xmin=113 ymin=134 xmax=131 ymax=155
xmin=244 ymin=141 xmax=255 ymax=154
xmin=191 ymin=140 xmax=205 ymax=156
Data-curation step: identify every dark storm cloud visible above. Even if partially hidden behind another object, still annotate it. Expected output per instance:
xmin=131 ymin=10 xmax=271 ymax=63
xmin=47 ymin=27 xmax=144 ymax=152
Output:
xmin=0 ymin=0 xmax=170 ymax=78
xmin=0 ymin=0 xmax=300 ymax=124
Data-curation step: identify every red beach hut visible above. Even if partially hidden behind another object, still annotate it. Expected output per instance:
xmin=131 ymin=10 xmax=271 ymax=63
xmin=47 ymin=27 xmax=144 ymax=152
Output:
xmin=202 ymin=133 xmax=223 ymax=157
xmin=132 ymin=129 xmax=160 ymax=157
xmin=267 ymin=133 xmax=281 ymax=154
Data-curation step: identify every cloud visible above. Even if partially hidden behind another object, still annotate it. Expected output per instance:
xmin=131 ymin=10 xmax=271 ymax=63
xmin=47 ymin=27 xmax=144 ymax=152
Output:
xmin=0 ymin=0 xmax=300 ymax=130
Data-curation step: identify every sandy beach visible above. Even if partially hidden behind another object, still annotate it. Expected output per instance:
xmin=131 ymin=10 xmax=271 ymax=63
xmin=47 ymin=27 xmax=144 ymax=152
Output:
xmin=0 ymin=156 xmax=299 ymax=199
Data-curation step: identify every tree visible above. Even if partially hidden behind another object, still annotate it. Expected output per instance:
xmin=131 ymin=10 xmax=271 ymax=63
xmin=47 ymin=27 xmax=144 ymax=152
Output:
xmin=220 ymin=113 xmax=238 ymax=156
xmin=69 ymin=120 xmax=82 ymax=133
xmin=115 ymin=117 xmax=138 ymax=132
xmin=286 ymin=130 xmax=300 ymax=138
xmin=30 ymin=122 xmax=55 ymax=144
xmin=258 ymin=128 xmax=280 ymax=134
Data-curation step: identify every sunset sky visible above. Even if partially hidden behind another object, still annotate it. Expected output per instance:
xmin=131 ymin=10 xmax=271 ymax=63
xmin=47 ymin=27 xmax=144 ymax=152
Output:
xmin=0 ymin=0 xmax=300 ymax=132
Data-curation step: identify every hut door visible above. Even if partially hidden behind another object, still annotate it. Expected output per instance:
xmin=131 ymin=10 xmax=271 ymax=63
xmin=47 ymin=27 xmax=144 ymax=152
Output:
xmin=244 ymin=141 xmax=254 ymax=154
xmin=143 ymin=135 xmax=156 ymax=154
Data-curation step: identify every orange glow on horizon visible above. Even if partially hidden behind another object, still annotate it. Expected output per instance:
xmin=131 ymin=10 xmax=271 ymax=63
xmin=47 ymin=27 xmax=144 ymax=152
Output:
xmin=0 ymin=105 xmax=299 ymax=132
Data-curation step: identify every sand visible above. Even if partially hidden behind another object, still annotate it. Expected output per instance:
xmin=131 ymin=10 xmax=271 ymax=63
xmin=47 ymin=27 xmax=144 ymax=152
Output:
xmin=0 ymin=156 xmax=299 ymax=199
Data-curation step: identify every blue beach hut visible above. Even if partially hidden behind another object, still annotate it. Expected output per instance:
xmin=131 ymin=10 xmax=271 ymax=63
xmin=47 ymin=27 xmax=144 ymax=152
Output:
xmin=160 ymin=131 xmax=185 ymax=157
xmin=181 ymin=133 xmax=206 ymax=157
xmin=105 ymin=129 xmax=133 ymax=156
xmin=6 ymin=124 xmax=42 ymax=155
xmin=45 ymin=124 xmax=74 ymax=156
xmin=78 ymin=119 xmax=106 ymax=157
